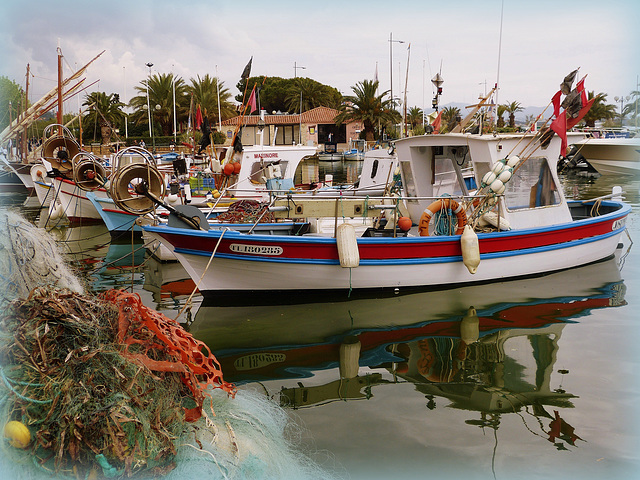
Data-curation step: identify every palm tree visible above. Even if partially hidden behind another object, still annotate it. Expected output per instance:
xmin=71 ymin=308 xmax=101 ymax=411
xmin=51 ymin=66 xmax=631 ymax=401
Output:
xmin=503 ymin=101 xmax=523 ymax=128
xmin=334 ymin=79 xmax=399 ymax=141
xmin=82 ymin=92 xmax=125 ymax=144
xmin=582 ymin=91 xmax=617 ymax=128
xmin=496 ymin=104 xmax=507 ymax=128
xmin=285 ymin=77 xmax=341 ymax=113
xmin=130 ymin=73 xmax=188 ymax=136
xmin=189 ymin=74 xmax=235 ymax=125
xmin=440 ymin=106 xmax=461 ymax=133
xmin=406 ymin=106 xmax=424 ymax=130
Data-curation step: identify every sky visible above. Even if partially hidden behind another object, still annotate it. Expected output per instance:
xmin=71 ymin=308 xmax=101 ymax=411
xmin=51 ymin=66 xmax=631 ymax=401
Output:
xmin=1 ymin=0 xmax=639 ymax=117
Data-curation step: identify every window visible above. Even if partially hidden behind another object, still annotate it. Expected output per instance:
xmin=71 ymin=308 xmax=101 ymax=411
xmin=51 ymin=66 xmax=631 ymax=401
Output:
xmin=504 ymin=157 xmax=560 ymax=210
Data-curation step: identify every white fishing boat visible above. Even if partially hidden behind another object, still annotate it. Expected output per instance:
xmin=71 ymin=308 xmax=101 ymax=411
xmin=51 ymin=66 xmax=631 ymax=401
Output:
xmin=140 ymin=130 xmax=630 ymax=298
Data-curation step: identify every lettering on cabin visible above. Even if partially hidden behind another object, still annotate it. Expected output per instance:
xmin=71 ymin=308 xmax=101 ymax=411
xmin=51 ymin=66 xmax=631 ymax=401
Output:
xmin=254 ymin=153 xmax=279 ymax=159
xmin=230 ymin=243 xmax=283 ymax=255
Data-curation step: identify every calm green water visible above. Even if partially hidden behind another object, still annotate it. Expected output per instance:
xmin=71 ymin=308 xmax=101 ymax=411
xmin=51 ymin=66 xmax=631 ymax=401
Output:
xmin=31 ymin=173 xmax=640 ymax=479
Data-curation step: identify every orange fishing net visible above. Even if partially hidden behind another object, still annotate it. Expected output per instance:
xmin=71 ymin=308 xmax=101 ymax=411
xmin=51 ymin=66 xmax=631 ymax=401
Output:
xmin=101 ymin=289 xmax=235 ymax=421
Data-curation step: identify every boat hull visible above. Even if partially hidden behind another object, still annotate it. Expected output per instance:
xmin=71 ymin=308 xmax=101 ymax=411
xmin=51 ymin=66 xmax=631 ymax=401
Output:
xmin=143 ymin=200 xmax=630 ymax=295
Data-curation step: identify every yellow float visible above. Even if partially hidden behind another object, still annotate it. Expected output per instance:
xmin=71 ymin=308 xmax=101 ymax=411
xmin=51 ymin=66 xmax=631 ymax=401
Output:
xmin=4 ymin=420 xmax=31 ymax=448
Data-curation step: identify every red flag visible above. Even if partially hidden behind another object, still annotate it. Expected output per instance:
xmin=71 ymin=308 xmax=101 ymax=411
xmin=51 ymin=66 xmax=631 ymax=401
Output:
xmin=567 ymin=97 xmax=595 ymax=129
xmin=247 ymin=86 xmax=257 ymax=114
xmin=432 ymin=111 xmax=442 ymax=134
xmin=195 ymin=105 xmax=203 ymax=130
xmin=551 ymin=90 xmax=562 ymax=118
xmin=550 ymin=111 xmax=568 ymax=154
xmin=576 ymin=75 xmax=587 ymax=106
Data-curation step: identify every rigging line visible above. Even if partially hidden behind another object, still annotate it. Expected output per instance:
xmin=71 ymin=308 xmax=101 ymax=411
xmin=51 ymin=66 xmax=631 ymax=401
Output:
xmin=174 ymin=228 xmax=229 ymax=321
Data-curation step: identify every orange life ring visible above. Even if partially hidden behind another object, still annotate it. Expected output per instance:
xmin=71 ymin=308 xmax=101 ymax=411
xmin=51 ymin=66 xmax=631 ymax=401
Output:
xmin=418 ymin=198 xmax=467 ymax=236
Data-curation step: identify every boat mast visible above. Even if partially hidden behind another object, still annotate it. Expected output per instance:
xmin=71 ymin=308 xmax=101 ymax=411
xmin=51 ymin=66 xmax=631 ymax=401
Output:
xmin=22 ymin=64 xmax=30 ymax=163
xmin=57 ymin=41 xmax=63 ymax=135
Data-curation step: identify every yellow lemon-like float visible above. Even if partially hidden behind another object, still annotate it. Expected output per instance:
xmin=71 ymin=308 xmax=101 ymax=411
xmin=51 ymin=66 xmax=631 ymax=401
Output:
xmin=4 ymin=420 xmax=31 ymax=448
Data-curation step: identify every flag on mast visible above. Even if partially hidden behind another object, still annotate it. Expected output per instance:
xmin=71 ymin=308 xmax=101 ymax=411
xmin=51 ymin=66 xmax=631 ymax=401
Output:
xmin=241 ymin=57 xmax=253 ymax=80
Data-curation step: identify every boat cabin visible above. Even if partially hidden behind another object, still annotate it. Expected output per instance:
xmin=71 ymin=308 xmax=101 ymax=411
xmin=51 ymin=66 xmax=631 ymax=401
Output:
xmin=394 ymin=133 xmax=572 ymax=230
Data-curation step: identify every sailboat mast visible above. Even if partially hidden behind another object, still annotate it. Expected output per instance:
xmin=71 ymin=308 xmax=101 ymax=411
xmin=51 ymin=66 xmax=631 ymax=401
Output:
xmin=22 ymin=64 xmax=30 ymax=163
xmin=57 ymin=43 xmax=63 ymax=134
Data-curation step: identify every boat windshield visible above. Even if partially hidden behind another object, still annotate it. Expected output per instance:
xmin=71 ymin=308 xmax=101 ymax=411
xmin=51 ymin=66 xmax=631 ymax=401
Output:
xmin=504 ymin=156 xmax=560 ymax=210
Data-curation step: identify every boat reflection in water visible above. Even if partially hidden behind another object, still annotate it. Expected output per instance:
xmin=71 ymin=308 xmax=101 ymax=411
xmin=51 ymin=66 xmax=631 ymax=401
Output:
xmin=191 ymin=253 xmax=626 ymax=446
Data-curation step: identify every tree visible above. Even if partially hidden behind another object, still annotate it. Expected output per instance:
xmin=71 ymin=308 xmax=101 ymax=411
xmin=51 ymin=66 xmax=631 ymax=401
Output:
xmin=0 ymin=76 xmax=24 ymax=133
xmin=130 ymin=73 xmax=188 ymax=136
xmin=496 ymin=104 xmax=507 ymax=128
xmin=440 ymin=106 xmax=461 ymax=133
xmin=406 ymin=106 xmax=424 ymax=130
xmin=582 ymin=91 xmax=617 ymax=128
xmin=503 ymin=101 xmax=523 ymax=128
xmin=284 ymin=77 xmax=342 ymax=113
xmin=237 ymin=76 xmax=342 ymax=114
xmin=189 ymin=74 xmax=236 ymax=125
xmin=82 ymin=92 xmax=125 ymax=144
xmin=334 ymin=79 xmax=399 ymax=141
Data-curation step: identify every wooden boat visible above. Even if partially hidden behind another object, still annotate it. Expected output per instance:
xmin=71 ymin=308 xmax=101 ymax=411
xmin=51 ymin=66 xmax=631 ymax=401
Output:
xmin=140 ymin=130 xmax=631 ymax=298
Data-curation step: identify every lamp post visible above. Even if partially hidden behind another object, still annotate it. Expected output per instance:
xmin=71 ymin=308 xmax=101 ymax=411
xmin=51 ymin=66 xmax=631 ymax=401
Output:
xmin=294 ymin=62 xmax=306 ymax=78
xmin=145 ymin=63 xmax=153 ymax=138
xmin=389 ymin=32 xmax=404 ymax=111
xmin=614 ymin=95 xmax=630 ymax=127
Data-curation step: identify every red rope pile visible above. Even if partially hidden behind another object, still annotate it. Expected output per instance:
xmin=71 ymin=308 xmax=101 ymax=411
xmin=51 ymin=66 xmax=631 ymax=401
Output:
xmin=101 ymin=289 xmax=235 ymax=421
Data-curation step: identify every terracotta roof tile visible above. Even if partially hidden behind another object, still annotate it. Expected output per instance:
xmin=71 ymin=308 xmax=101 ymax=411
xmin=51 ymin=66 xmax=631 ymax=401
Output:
xmin=221 ymin=106 xmax=341 ymax=126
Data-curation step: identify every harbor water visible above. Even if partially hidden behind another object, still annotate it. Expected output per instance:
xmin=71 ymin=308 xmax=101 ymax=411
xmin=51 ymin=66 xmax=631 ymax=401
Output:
xmin=8 ymin=172 xmax=640 ymax=479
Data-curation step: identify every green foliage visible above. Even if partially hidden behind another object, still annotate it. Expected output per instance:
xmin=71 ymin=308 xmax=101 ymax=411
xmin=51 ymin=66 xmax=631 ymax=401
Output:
xmin=0 ymin=76 xmax=25 ymax=132
xmin=236 ymin=76 xmax=342 ymax=114
xmin=334 ymin=79 xmax=399 ymax=141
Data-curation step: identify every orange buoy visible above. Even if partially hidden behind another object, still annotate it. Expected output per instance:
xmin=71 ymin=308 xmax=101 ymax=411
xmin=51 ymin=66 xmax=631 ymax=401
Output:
xmin=418 ymin=198 xmax=467 ymax=236
xmin=397 ymin=216 xmax=412 ymax=232
xmin=233 ymin=162 xmax=241 ymax=174
xmin=223 ymin=163 xmax=234 ymax=176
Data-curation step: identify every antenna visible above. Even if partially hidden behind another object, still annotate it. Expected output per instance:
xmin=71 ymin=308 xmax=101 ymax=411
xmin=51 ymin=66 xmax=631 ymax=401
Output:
xmin=495 ymin=0 xmax=504 ymax=110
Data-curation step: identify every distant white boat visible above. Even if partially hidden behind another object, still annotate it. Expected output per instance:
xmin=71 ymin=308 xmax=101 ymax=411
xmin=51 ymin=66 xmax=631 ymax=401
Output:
xmin=570 ymin=136 xmax=640 ymax=176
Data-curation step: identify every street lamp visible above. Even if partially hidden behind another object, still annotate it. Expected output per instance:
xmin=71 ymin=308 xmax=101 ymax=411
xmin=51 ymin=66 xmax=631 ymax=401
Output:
xmin=389 ymin=32 xmax=404 ymax=111
xmin=294 ymin=62 xmax=306 ymax=78
xmin=614 ymin=95 xmax=630 ymax=127
xmin=145 ymin=63 xmax=153 ymax=138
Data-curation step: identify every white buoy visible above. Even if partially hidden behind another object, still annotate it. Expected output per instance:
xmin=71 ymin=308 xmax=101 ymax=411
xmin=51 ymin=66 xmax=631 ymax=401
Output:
xmin=48 ymin=201 xmax=64 ymax=221
xmin=480 ymin=211 xmax=511 ymax=230
xmin=506 ymin=155 xmax=520 ymax=168
xmin=166 ymin=193 xmax=180 ymax=205
xmin=497 ymin=168 xmax=512 ymax=183
xmin=339 ymin=336 xmax=361 ymax=379
xmin=460 ymin=306 xmax=480 ymax=344
xmin=336 ymin=223 xmax=360 ymax=268
xmin=461 ymin=224 xmax=480 ymax=274
xmin=482 ymin=171 xmax=497 ymax=186
xmin=489 ymin=178 xmax=505 ymax=195
xmin=612 ymin=185 xmax=623 ymax=202
xmin=491 ymin=162 xmax=507 ymax=175
xmin=183 ymin=183 xmax=192 ymax=202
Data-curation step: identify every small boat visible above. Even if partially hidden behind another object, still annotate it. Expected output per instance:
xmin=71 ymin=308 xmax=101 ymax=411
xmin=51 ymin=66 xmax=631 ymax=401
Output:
xmin=568 ymin=136 xmax=640 ymax=176
xmin=140 ymin=130 xmax=630 ymax=299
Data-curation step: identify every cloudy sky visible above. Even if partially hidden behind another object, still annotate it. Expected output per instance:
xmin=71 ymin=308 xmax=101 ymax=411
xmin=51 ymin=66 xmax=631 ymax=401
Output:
xmin=1 ymin=0 xmax=639 ymax=116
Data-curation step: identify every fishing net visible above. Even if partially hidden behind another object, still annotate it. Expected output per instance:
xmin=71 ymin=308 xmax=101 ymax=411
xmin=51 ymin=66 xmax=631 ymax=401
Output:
xmin=0 ymin=209 xmax=341 ymax=480
xmin=0 ymin=286 xmax=234 ymax=478
xmin=215 ymin=200 xmax=274 ymax=223
xmin=0 ymin=209 xmax=83 ymax=307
